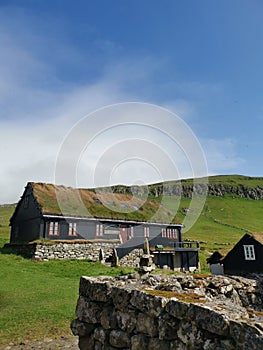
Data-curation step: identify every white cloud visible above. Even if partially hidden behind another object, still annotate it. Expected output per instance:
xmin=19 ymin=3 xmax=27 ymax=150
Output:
xmin=202 ymin=138 xmax=245 ymax=175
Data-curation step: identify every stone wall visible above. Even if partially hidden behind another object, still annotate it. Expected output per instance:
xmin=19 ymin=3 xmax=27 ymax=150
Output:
xmin=71 ymin=274 xmax=263 ymax=350
xmin=5 ymin=242 xmax=142 ymax=267
xmin=118 ymin=248 xmax=143 ymax=268
xmin=6 ymin=241 xmax=117 ymax=261
xmin=33 ymin=242 xmax=118 ymax=261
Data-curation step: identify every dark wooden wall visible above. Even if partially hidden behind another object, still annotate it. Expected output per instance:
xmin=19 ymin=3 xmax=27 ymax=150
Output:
xmin=223 ymin=234 xmax=263 ymax=274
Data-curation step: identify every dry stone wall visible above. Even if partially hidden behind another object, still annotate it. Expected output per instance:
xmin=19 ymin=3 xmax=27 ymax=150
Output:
xmin=33 ymin=242 xmax=117 ymax=261
xmin=6 ymin=242 xmax=117 ymax=261
xmin=71 ymin=274 xmax=263 ymax=350
xmin=6 ymin=242 xmax=142 ymax=268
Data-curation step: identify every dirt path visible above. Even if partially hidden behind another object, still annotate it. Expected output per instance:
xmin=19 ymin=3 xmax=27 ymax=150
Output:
xmin=2 ymin=336 xmax=79 ymax=350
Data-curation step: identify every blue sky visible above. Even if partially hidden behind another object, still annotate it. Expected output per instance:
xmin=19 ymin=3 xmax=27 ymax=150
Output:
xmin=0 ymin=0 xmax=263 ymax=202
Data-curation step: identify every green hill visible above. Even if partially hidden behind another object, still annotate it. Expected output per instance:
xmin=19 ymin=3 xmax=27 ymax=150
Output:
xmin=110 ymin=174 xmax=263 ymax=199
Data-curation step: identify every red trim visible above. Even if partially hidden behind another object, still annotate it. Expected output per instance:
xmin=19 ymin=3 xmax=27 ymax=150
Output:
xmin=68 ymin=222 xmax=78 ymax=236
xmin=48 ymin=221 xmax=60 ymax=236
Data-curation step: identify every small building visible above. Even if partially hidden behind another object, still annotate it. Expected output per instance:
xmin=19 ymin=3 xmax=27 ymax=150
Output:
xmin=222 ymin=232 xmax=263 ymax=275
xmin=207 ymin=232 xmax=263 ymax=275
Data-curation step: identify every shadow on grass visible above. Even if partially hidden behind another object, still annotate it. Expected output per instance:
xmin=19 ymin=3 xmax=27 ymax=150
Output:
xmin=0 ymin=243 xmax=35 ymax=258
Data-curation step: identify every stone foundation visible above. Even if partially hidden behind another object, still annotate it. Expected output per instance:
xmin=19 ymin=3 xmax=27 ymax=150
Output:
xmin=71 ymin=274 xmax=263 ymax=350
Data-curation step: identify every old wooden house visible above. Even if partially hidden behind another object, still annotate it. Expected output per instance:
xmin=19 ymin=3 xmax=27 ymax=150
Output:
xmin=10 ymin=182 xmax=183 ymax=244
xmin=10 ymin=182 xmax=200 ymax=271
xmin=207 ymin=232 xmax=263 ymax=275
xmin=222 ymin=233 xmax=263 ymax=275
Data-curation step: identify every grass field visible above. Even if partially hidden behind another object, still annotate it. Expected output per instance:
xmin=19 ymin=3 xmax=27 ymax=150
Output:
xmin=1 ymin=182 xmax=263 ymax=344
xmin=0 ymin=207 xmax=133 ymax=345
xmin=0 ymin=253 xmax=132 ymax=344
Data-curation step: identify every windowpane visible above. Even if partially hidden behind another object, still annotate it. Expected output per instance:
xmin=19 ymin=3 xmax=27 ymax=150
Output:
xmin=243 ymin=245 xmax=255 ymax=260
xmin=96 ymin=224 xmax=104 ymax=236
xmin=48 ymin=221 xmax=59 ymax=236
xmin=144 ymin=227 xmax=150 ymax=237
xmin=68 ymin=222 xmax=77 ymax=236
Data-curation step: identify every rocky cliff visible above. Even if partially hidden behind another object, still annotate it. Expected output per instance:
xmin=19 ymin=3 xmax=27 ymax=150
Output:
xmin=108 ymin=174 xmax=263 ymax=201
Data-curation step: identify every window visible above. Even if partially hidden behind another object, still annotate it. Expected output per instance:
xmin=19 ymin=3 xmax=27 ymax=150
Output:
xmin=161 ymin=228 xmax=178 ymax=239
xmin=144 ymin=226 xmax=150 ymax=237
xmin=48 ymin=222 xmax=59 ymax=236
xmin=120 ymin=203 xmax=128 ymax=208
xmin=96 ymin=224 xmax=104 ymax=236
xmin=68 ymin=222 xmax=77 ymax=236
xmin=243 ymin=245 xmax=255 ymax=260
xmin=161 ymin=228 xmax=166 ymax=238
xmin=93 ymin=198 xmax=102 ymax=204
xmin=171 ymin=229 xmax=178 ymax=239
xmin=24 ymin=195 xmax=29 ymax=209
xmin=130 ymin=226 xmax=134 ymax=238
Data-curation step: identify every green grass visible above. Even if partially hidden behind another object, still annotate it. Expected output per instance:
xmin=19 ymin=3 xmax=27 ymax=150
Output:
xmin=1 ymin=175 xmax=263 ymax=344
xmin=0 ymin=206 xmax=133 ymax=345
xmin=165 ymin=174 xmax=263 ymax=188
xmin=0 ymin=253 xmax=132 ymax=344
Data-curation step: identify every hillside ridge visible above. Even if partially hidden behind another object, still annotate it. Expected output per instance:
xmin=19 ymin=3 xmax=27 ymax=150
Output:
xmin=107 ymin=175 xmax=263 ymax=200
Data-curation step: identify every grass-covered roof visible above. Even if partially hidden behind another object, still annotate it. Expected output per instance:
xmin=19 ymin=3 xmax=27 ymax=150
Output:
xmin=250 ymin=232 xmax=263 ymax=245
xmin=30 ymin=182 xmax=178 ymax=224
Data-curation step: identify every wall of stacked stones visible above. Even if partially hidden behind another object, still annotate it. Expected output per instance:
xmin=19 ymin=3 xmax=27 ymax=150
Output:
xmin=7 ymin=242 xmax=143 ymax=268
xmin=33 ymin=242 xmax=117 ymax=261
xmin=71 ymin=276 xmax=263 ymax=350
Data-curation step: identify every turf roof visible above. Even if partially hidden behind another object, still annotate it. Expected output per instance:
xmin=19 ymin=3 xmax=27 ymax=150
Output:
xmin=30 ymin=182 xmax=178 ymax=224
xmin=250 ymin=232 xmax=263 ymax=245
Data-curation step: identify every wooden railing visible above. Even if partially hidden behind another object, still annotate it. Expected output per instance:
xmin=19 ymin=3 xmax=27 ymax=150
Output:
xmin=172 ymin=241 xmax=200 ymax=249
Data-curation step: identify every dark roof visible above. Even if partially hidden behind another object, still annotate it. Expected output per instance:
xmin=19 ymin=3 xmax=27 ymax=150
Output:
xmin=206 ymin=251 xmax=226 ymax=264
xmin=13 ymin=182 xmax=182 ymax=225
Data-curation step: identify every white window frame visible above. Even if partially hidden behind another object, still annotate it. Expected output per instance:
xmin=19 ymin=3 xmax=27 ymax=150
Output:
xmin=144 ymin=226 xmax=150 ymax=237
xmin=48 ymin=221 xmax=59 ymax=236
xmin=161 ymin=228 xmax=166 ymax=238
xmin=68 ymin=222 xmax=77 ymax=236
xmin=96 ymin=224 xmax=104 ymax=236
xmin=172 ymin=229 xmax=178 ymax=239
xmin=243 ymin=245 xmax=255 ymax=260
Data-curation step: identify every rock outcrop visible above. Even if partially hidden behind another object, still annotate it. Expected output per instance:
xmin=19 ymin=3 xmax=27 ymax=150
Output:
xmin=111 ymin=182 xmax=263 ymax=200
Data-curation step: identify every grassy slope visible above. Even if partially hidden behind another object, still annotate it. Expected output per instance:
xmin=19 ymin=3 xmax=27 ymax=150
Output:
xmin=1 ymin=175 xmax=263 ymax=344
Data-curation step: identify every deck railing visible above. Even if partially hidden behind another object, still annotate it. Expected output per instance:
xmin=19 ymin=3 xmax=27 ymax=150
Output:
xmin=172 ymin=241 xmax=200 ymax=249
